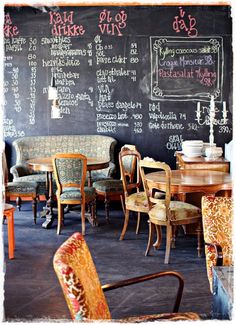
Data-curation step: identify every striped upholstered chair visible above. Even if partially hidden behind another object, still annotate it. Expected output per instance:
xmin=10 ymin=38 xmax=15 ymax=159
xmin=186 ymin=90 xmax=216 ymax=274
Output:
xmin=53 ymin=232 xmax=200 ymax=321
xmin=201 ymin=196 xmax=233 ymax=292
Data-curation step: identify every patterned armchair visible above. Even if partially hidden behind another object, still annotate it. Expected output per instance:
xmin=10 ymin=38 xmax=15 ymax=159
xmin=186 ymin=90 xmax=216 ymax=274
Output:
xmin=201 ymin=196 xmax=233 ymax=292
xmin=10 ymin=135 xmax=117 ymax=195
xmin=53 ymin=232 xmax=200 ymax=321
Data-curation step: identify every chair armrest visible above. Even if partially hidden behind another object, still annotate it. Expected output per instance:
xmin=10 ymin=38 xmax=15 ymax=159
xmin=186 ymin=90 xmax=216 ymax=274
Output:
xmin=107 ymin=162 xmax=116 ymax=177
xmin=205 ymin=242 xmax=223 ymax=266
xmin=102 ymin=270 xmax=184 ymax=313
xmin=10 ymin=164 xmax=30 ymax=179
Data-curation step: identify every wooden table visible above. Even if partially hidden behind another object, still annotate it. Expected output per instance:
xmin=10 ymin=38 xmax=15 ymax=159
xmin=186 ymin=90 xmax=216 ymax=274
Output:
xmin=145 ymin=169 xmax=232 ymax=197
xmin=27 ymin=157 xmax=109 ymax=229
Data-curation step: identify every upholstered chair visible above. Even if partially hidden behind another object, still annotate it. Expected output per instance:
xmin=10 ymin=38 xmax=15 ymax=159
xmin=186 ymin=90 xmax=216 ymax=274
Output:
xmin=140 ymin=159 xmax=202 ymax=264
xmin=93 ymin=144 xmax=136 ymax=223
xmin=119 ymin=148 xmax=164 ymax=241
xmin=2 ymin=146 xmax=39 ymax=223
xmin=52 ymin=153 xmax=96 ymax=235
xmin=201 ymin=196 xmax=233 ymax=292
xmin=53 ymin=232 xmax=200 ymax=321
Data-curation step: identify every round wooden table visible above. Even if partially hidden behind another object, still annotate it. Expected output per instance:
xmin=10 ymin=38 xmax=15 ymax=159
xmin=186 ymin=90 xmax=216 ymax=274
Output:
xmin=145 ymin=169 xmax=232 ymax=196
xmin=27 ymin=157 xmax=110 ymax=229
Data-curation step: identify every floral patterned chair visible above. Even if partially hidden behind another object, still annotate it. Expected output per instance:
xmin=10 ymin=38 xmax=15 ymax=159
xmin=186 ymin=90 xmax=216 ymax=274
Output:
xmin=52 ymin=153 xmax=96 ymax=235
xmin=53 ymin=232 xmax=200 ymax=321
xmin=201 ymin=196 xmax=233 ymax=292
xmin=140 ymin=159 xmax=202 ymax=264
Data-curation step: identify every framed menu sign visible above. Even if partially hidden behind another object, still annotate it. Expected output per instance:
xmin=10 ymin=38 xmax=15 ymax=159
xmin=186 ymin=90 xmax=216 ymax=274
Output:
xmin=150 ymin=37 xmax=223 ymax=101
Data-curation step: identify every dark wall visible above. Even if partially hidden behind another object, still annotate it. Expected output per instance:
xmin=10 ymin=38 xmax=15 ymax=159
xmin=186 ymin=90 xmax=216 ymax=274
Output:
xmin=3 ymin=5 xmax=233 ymax=169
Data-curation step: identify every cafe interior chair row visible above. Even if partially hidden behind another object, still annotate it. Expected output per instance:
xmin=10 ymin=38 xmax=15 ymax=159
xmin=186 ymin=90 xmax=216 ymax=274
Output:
xmin=52 ymin=153 xmax=97 ymax=235
xmin=53 ymin=232 xmax=200 ymax=321
xmin=201 ymin=195 xmax=233 ymax=292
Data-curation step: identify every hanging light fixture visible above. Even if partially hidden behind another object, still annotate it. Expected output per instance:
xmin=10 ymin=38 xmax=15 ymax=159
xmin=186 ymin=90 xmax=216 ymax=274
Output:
xmin=48 ymin=75 xmax=61 ymax=119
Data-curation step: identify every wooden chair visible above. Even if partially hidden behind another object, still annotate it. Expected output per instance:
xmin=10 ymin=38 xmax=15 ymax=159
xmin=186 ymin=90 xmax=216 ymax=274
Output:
xmin=2 ymin=146 xmax=39 ymax=223
xmin=3 ymin=203 xmax=15 ymax=259
xmin=53 ymin=232 xmax=200 ymax=321
xmin=201 ymin=196 xmax=233 ymax=292
xmin=119 ymin=148 xmax=165 ymax=240
xmin=52 ymin=153 xmax=96 ymax=235
xmin=93 ymin=144 xmax=136 ymax=223
xmin=140 ymin=159 xmax=202 ymax=264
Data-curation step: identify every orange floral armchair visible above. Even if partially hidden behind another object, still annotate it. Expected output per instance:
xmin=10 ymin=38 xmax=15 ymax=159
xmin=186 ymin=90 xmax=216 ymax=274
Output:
xmin=201 ymin=196 xmax=233 ymax=292
xmin=53 ymin=232 xmax=200 ymax=321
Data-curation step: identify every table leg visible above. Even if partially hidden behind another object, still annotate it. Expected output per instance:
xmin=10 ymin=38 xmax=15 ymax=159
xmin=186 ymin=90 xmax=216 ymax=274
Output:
xmin=42 ymin=171 xmax=55 ymax=229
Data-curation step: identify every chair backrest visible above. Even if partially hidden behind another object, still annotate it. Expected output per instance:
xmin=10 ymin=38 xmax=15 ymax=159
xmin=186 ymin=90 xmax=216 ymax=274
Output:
xmin=140 ymin=159 xmax=171 ymax=216
xmin=201 ymin=196 xmax=233 ymax=290
xmin=53 ymin=232 xmax=111 ymax=321
xmin=119 ymin=147 xmax=141 ymax=196
xmin=120 ymin=144 xmax=137 ymax=182
xmin=52 ymin=153 xmax=87 ymax=195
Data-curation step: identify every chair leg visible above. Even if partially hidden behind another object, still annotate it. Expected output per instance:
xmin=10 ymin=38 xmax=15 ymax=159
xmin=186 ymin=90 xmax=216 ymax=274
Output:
xmin=145 ymin=221 xmax=155 ymax=256
xmin=92 ymin=198 xmax=98 ymax=226
xmin=171 ymin=225 xmax=177 ymax=248
xmin=104 ymin=194 xmax=110 ymax=224
xmin=57 ymin=203 xmax=63 ymax=235
xmin=196 ymin=220 xmax=203 ymax=257
xmin=120 ymin=194 xmax=125 ymax=217
xmin=16 ymin=197 xmax=22 ymax=211
xmin=136 ymin=212 xmax=141 ymax=235
xmin=164 ymin=224 xmax=172 ymax=264
xmin=81 ymin=202 xmax=86 ymax=236
xmin=6 ymin=210 xmax=15 ymax=259
xmin=153 ymin=225 xmax=162 ymax=250
xmin=119 ymin=209 xmax=129 ymax=240
xmin=32 ymin=198 xmax=37 ymax=224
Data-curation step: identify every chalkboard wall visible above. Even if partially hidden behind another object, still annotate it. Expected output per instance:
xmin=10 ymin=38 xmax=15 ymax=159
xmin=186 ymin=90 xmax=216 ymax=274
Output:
xmin=3 ymin=5 xmax=233 ymax=169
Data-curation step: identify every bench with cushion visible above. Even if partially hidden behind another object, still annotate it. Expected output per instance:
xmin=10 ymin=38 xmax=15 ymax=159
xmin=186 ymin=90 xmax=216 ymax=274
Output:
xmin=10 ymin=135 xmax=117 ymax=196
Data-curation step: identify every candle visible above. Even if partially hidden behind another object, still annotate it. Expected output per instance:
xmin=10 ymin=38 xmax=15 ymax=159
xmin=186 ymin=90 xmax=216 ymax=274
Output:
xmin=196 ymin=102 xmax=201 ymax=118
xmin=223 ymin=101 xmax=227 ymax=118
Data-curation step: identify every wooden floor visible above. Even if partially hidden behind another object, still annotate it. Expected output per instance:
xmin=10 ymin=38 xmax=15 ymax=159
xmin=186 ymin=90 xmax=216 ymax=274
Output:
xmin=2 ymin=201 xmax=212 ymax=321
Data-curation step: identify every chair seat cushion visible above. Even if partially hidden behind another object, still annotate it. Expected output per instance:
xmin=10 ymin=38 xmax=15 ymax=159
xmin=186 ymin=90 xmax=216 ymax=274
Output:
xmin=59 ymin=187 xmax=96 ymax=201
xmin=93 ymin=179 xmax=123 ymax=193
xmin=149 ymin=201 xmax=201 ymax=222
xmin=15 ymin=174 xmax=57 ymax=195
xmin=126 ymin=192 xmax=149 ymax=212
xmin=6 ymin=181 xmax=38 ymax=194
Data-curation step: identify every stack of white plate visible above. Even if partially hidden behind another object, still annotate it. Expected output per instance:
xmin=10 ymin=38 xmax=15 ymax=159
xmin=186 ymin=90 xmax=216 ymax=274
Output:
xmin=182 ymin=140 xmax=203 ymax=158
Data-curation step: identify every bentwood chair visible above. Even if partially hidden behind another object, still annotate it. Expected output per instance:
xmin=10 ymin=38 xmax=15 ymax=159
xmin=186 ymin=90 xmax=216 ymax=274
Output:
xmin=201 ymin=196 xmax=233 ymax=292
xmin=2 ymin=146 xmax=39 ymax=223
xmin=119 ymin=148 xmax=164 ymax=240
xmin=93 ymin=144 xmax=136 ymax=223
xmin=52 ymin=153 xmax=96 ymax=235
xmin=53 ymin=232 xmax=200 ymax=321
xmin=140 ymin=159 xmax=202 ymax=264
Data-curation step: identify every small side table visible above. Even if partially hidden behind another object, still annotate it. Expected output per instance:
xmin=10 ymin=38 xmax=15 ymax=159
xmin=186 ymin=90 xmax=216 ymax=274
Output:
xmin=3 ymin=203 xmax=15 ymax=259
xmin=212 ymin=266 xmax=233 ymax=320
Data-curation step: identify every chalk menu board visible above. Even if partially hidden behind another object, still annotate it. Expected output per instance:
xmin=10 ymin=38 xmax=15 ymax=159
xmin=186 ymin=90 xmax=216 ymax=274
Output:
xmin=3 ymin=5 xmax=233 ymax=168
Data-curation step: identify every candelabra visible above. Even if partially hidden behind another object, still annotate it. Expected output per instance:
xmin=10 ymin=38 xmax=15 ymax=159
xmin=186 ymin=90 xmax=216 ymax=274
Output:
xmin=195 ymin=96 xmax=228 ymax=146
